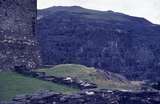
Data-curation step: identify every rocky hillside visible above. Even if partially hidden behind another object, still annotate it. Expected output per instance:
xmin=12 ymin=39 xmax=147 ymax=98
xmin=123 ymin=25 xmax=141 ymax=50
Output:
xmin=37 ymin=6 xmax=160 ymax=81
xmin=0 ymin=0 xmax=41 ymax=70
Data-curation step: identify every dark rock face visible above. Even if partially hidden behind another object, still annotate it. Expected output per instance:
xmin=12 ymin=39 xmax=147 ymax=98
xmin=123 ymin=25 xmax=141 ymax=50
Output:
xmin=0 ymin=0 xmax=41 ymax=70
xmin=5 ymin=90 xmax=160 ymax=104
xmin=37 ymin=6 xmax=160 ymax=80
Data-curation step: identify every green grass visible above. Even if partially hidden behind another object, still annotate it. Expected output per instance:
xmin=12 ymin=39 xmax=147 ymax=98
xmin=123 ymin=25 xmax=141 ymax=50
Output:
xmin=0 ymin=64 xmax=142 ymax=101
xmin=39 ymin=64 xmax=141 ymax=90
xmin=0 ymin=71 xmax=79 ymax=101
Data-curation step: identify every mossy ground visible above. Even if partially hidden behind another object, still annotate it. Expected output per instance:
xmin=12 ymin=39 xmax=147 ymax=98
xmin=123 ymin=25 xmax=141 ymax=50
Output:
xmin=0 ymin=71 xmax=79 ymax=101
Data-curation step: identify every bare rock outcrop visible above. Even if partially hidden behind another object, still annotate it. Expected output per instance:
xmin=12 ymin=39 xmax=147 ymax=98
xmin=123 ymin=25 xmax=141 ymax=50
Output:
xmin=4 ymin=90 xmax=160 ymax=104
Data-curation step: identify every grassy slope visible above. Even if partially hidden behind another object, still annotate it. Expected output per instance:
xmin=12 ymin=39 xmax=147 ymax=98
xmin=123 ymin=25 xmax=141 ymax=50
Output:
xmin=39 ymin=64 xmax=141 ymax=90
xmin=0 ymin=71 xmax=78 ymax=101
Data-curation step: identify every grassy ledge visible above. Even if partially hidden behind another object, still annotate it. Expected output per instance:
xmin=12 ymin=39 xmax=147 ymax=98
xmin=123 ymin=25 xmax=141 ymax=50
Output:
xmin=0 ymin=71 xmax=79 ymax=101
xmin=39 ymin=64 xmax=141 ymax=90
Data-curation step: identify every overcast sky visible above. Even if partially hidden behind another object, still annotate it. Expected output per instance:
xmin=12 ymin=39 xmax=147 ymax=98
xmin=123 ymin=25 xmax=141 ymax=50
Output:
xmin=37 ymin=0 xmax=160 ymax=24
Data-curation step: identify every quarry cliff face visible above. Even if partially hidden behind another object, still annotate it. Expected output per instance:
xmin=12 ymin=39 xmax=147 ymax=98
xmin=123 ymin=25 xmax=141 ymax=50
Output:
xmin=0 ymin=0 xmax=41 ymax=70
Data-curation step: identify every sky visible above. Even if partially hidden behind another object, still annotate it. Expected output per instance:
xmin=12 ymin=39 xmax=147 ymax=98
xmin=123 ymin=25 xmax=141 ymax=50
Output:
xmin=37 ymin=0 xmax=160 ymax=24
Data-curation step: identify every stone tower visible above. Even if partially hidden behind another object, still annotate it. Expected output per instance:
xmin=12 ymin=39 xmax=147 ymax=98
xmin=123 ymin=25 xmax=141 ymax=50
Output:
xmin=0 ymin=0 xmax=41 ymax=70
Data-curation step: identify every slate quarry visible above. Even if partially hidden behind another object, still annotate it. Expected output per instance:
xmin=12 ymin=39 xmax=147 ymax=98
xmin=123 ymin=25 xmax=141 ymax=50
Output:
xmin=37 ymin=6 xmax=160 ymax=80
xmin=0 ymin=0 xmax=41 ymax=70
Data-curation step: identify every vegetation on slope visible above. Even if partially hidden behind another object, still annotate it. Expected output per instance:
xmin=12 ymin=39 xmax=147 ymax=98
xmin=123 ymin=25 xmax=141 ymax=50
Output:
xmin=0 ymin=64 xmax=142 ymax=101
xmin=39 ymin=64 xmax=141 ymax=90
xmin=0 ymin=71 xmax=78 ymax=101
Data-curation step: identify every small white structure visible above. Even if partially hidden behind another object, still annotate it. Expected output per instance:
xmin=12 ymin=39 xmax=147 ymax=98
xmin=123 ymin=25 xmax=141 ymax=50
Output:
xmin=85 ymin=91 xmax=95 ymax=95
xmin=64 ymin=77 xmax=73 ymax=82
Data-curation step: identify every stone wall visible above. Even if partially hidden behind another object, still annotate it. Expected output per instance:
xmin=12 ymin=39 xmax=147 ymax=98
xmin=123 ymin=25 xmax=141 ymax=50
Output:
xmin=4 ymin=90 xmax=160 ymax=104
xmin=0 ymin=0 xmax=41 ymax=70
